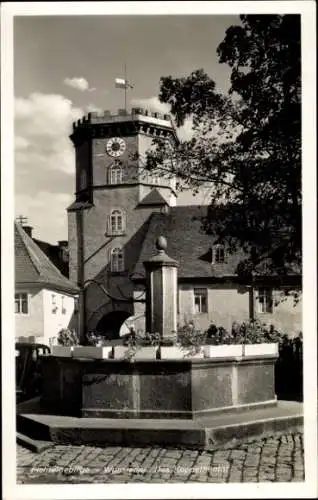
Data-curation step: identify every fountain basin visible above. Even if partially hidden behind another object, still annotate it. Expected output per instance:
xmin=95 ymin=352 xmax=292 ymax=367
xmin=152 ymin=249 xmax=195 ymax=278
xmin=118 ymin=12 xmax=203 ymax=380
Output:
xmin=41 ymin=353 xmax=278 ymax=419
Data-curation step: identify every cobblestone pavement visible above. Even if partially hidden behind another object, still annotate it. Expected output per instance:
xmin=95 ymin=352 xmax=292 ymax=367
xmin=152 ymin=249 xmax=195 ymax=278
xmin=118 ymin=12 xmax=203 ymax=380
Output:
xmin=17 ymin=433 xmax=304 ymax=483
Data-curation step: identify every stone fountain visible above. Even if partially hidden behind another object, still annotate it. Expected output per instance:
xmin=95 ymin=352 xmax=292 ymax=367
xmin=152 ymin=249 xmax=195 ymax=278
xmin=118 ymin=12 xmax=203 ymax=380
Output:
xmin=17 ymin=238 xmax=303 ymax=449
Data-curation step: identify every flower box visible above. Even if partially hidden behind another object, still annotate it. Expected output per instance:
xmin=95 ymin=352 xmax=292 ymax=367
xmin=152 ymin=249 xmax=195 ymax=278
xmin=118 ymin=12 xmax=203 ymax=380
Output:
xmin=243 ymin=343 xmax=278 ymax=358
xmin=160 ymin=346 xmax=205 ymax=360
xmin=134 ymin=346 xmax=159 ymax=360
xmin=51 ymin=346 xmax=74 ymax=357
xmin=203 ymin=344 xmax=243 ymax=359
xmin=72 ymin=346 xmax=113 ymax=359
xmin=113 ymin=345 xmax=136 ymax=360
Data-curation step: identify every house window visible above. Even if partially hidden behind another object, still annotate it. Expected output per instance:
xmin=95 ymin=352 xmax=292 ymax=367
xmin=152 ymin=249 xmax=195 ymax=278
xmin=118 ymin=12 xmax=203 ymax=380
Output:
xmin=110 ymin=164 xmax=123 ymax=184
xmin=212 ymin=245 xmax=226 ymax=264
xmin=194 ymin=288 xmax=208 ymax=314
xmin=110 ymin=247 xmax=124 ymax=273
xmin=52 ymin=294 xmax=57 ymax=314
xmin=61 ymin=296 xmax=66 ymax=315
xmin=258 ymin=288 xmax=273 ymax=313
xmin=108 ymin=209 xmax=125 ymax=235
xmin=15 ymin=293 xmax=28 ymax=314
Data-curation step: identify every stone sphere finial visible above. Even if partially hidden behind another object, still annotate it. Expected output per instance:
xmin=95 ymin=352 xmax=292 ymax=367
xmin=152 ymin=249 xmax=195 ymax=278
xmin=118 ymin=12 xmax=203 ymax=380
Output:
xmin=156 ymin=236 xmax=167 ymax=252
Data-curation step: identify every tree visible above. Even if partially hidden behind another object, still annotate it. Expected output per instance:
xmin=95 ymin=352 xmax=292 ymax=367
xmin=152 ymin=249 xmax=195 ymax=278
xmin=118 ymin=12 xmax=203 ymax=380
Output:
xmin=146 ymin=15 xmax=301 ymax=279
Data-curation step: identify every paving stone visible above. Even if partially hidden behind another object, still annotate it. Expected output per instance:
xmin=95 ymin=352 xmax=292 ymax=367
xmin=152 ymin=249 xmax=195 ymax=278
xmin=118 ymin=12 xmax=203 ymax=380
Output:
xmin=17 ymin=432 xmax=304 ymax=484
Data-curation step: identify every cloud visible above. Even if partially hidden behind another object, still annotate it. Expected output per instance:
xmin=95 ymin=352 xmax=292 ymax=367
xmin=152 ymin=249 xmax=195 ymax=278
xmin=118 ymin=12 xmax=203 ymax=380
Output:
xmin=14 ymin=92 xmax=85 ymax=242
xmin=85 ymin=103 xmax=103 ymax=114
xmin=15 ymin=92 xmax=83 ymax=175
xmin=63 ymin=77 xmax=95 ymax=92
xmin=176 ymin=118 xmax=194 ymax=141
xmin=15 ymin=191 xmax=73 ymax=244
xmin=131 ymin=96 xmax=170 ymax=114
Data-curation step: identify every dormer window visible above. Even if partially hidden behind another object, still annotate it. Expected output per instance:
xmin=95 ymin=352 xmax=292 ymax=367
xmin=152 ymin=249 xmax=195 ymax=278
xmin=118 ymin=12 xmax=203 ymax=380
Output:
xmin=107 ymin=209 xmax=126 ymax=235
xmin=109 ymin=164 xmax=123 ymax=184
xmin=212 ymin=245 xmax=226 ymax=264
xmin=110 ymin=247 xmax=124 ymax=272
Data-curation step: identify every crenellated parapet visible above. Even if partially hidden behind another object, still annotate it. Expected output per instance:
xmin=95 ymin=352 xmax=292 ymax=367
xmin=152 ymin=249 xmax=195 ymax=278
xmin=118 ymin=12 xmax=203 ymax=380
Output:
xmin=72 ymin=108 xmax=172 ymax=128
xmin=71 ymin=108 xmax=177 ymax=143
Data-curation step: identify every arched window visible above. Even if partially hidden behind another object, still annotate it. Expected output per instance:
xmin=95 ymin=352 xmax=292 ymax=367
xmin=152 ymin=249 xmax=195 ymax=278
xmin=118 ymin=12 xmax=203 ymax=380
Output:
xmin=108 ymin=209 xmax=125 ymax=235
xmin=110 ymin=247 xmax=124 ymax=272
xmin=109 ymin=164 xmax=123 ymax=184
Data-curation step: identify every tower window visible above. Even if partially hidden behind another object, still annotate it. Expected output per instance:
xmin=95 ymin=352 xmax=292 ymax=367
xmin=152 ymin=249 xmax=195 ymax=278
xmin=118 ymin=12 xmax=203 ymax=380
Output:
xmin=15 ymin=293 xmax=28 ymax=314
xmin=108 ymin=209 xmax=125 ymax=235
xmin=109 ymin=164 xmax=123 ymax=184
xmin=194 ymin=288 xmax=208 ymax=314
xmin=110 ymin=247 xmax=124 ymax=273
xmin=212 ymin=245 xmax=226 ymax=264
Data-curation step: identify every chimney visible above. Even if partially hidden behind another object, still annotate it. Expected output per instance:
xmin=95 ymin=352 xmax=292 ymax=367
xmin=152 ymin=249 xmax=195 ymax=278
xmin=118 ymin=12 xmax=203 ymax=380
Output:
xmin=23 ymin=226 xmax=33 ymax=238
xmin=58 ymin=240 xmax=69 ymax=263
xmin=58 ymin=240 xmax=68 ymax=248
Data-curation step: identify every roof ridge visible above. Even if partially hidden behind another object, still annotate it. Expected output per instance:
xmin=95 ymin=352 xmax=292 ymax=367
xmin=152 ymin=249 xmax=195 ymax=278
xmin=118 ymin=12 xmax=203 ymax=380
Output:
xmin=15 ymin=223 xmax=42 ymax=276
xmin=138 ymin=188 xmax=168 ymax=206
xmin=15 ymin=222 xmax=78 ymax=293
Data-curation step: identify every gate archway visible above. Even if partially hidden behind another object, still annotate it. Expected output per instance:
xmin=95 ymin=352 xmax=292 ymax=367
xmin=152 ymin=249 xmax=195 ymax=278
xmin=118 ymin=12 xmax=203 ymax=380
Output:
xmin=95 ymin=310 xmax=131 ymax=341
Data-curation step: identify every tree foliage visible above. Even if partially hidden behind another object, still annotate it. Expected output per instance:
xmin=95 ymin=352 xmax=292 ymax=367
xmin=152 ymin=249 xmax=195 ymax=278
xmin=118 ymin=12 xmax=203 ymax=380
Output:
xmin=146 ymin=15 xmax=301 ymax=278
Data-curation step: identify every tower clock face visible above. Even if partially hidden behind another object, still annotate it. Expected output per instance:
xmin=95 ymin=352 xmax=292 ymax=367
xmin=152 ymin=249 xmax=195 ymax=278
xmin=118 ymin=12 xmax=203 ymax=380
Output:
xmin=106 ymin=137 xmax=126 ymax=157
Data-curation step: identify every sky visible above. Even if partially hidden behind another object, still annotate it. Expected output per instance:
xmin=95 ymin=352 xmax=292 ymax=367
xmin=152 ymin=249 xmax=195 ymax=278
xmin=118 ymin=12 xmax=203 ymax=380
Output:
xmin=14 ymin=14 xmax=240 ymax=243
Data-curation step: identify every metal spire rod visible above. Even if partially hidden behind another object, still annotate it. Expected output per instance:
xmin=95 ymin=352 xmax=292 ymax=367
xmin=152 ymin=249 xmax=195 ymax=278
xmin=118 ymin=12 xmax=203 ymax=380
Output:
xmin=115 ymin=64 xmax=134 ymax=113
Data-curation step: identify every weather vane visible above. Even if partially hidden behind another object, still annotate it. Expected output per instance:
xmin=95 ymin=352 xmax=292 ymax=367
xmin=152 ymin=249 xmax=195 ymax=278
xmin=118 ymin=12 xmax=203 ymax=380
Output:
xmin=115 ymin=63 xmax=134 ymax=113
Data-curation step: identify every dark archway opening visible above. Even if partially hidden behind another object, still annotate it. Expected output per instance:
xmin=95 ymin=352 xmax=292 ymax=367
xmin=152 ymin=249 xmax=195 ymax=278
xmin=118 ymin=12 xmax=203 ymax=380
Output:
xmin=95 ymin=310 xmax=131 ymax=341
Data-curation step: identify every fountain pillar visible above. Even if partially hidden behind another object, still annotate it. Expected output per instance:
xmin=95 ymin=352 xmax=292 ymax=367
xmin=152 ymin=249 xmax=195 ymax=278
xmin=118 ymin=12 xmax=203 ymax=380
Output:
xmin=143 ymin=236 xmax=179 ymax=339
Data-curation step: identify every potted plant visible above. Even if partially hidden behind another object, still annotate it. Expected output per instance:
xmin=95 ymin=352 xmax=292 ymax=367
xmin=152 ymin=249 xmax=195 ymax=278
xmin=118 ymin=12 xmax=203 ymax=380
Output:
xmin=159 ymin=323 xmax=206 ymax=359
xmin=51 ymin=328 xmax=79 ymax=357
xmin=72 ymin=331 xmax=113 ymax=359
xmin=204 ymin=324 xmax=243 ymax=358
xmin=113 ymin=329 xmax=159 ymax=360
xmin=203 ymin=320 xmax=280 ymax=359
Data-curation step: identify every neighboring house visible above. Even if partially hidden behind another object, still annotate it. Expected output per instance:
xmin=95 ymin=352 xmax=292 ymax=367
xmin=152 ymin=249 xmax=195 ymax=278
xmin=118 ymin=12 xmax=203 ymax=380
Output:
xmin=132 ymin=207 xmax=302 ymax=335
xmin=15 ymin=222 xmax=79 ymax=346
xmin=21 ymin=225 xmax=70 ymax=278
xmin=66 ymin=107 xmax=302 ymax=340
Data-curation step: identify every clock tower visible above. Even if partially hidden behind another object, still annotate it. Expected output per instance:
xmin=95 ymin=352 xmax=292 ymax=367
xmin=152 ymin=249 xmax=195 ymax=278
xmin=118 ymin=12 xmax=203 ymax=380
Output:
xmin=67 ymin=107 xmax=178 ymax=339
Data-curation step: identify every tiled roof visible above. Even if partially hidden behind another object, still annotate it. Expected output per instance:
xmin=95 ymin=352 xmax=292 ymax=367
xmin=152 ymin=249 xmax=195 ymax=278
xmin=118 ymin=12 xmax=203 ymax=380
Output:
xmin=138 ymin=189 xmax=168 ymax=206
xmin=15 ymin=222 xmax=79 ymax=294
xmin=133 ymin=206 xmax=301 ymax=280
xmin=34 ymin=239 xmax=69 ymax=278
xmin=67 ymin=200 xmax=93 ymax=212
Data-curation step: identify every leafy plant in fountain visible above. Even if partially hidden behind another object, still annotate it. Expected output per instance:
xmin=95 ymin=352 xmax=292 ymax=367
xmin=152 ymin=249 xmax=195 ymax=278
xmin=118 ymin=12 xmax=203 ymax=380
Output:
xmin=206 ymin=320 xmax=288 ymax=345
xmin=57 ymin=328 xmax=79 ymax=346
xmin=177 ymin=322 xmax=207 ymax=356
xmin=120 ymin=329 xmax=161 ymax=360
xmin=86 ymin=331 xmax=103 ymax=346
